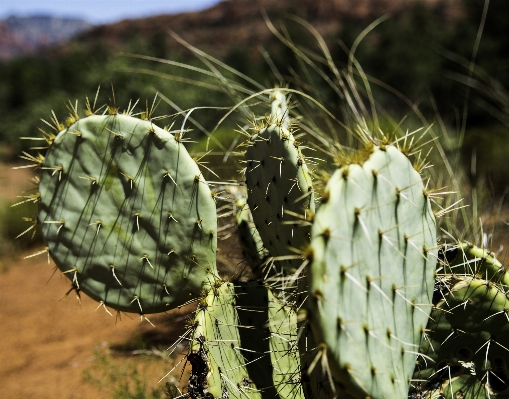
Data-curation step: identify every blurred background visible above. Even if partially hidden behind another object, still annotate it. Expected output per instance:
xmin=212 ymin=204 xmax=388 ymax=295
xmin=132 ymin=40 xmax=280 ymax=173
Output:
xmin=0 ymin=0 xmax=508 ymax=398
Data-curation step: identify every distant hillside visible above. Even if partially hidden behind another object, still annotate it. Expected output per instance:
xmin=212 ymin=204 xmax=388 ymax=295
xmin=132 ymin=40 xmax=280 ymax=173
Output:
xmin=0 ymin=0 xmax=462 ymax=61
xmin=81 ymin=0 xmax=462 ymax=58
xmin=0 ymin=15 xmax=92 ymax=59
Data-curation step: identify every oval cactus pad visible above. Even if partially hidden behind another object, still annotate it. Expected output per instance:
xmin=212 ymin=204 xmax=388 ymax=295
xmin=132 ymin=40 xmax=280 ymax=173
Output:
xmin=245 ymin=123 xmax=314 ymax=272
xmin=39 ymin=114 xmax=217 ymax=314
xmin=308 ymin=145 xmax=437 ymax=398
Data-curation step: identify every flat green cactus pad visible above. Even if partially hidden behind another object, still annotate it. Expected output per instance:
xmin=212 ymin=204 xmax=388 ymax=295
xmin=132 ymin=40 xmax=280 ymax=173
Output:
xmin=244 ymin=123 xmax=314 ymax=272
xmin=38 ymin=114 xmax=217 ymax=313
xmin=308 ymin=145 xmax=437 ymax=398
xmin=412 ymin=277 xmax=509 ymax=398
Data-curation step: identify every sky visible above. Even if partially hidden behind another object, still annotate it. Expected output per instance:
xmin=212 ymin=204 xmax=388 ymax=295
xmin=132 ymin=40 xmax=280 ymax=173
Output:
xmin=0 ymin=0 xmax=223 ymax=24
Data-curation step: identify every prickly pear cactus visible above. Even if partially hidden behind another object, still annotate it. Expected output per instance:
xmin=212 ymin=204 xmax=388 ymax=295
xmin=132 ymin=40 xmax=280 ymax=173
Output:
xmin=412 ymin=277 xmax=509 ymax=399
xmin=308 ymin=144 xmax=437 ymax=398
xmin=188 ymin=280 xmax=261 ymax=399
xmin=244 ymin=91 xmax=314 ymax=272
xmin=38 ymin=114 xmax=217 ymax=314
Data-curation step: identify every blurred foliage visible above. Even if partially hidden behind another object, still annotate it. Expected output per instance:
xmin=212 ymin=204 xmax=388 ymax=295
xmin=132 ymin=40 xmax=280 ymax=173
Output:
xmin=0 ymin=0 xmax=507 ymax=193
xmin=0 ymin=200 xmax=41 ymax=259
xmin=0 ymin=202 xmax=41 ymax=272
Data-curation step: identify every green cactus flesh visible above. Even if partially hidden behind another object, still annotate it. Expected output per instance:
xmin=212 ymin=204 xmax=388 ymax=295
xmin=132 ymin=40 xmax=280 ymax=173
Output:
xmin=308 ymin=145 xmax=437 ymax=398
xmin=267 ymin=288 xmax=305 ymax=399
xmin=412 ymin=278 xmax=509 ymax=398
xmin=244 ymin=122 xmax=314 ymax=273
xmin=38 ymin=114 xmax=217 ymax=313
xmin=439 ymin=242 xmax=508 ymax=287
xmin=188 ymin=281 xmax=261 ymax=399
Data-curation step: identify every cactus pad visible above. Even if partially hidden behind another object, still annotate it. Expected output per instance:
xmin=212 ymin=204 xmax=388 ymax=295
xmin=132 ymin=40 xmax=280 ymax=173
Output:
xmin=38 ymin=114 xmax=217 ymax=313
xmin=244 ymin=120 xmax=314 ymax=272
xmin=308 ymin=145 xmax=437 ymax=398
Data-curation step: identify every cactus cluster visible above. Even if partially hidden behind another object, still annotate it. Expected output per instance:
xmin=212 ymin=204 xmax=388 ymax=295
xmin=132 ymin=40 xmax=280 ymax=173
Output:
xmin=18 ymin=89 xmax=508 ymax=399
